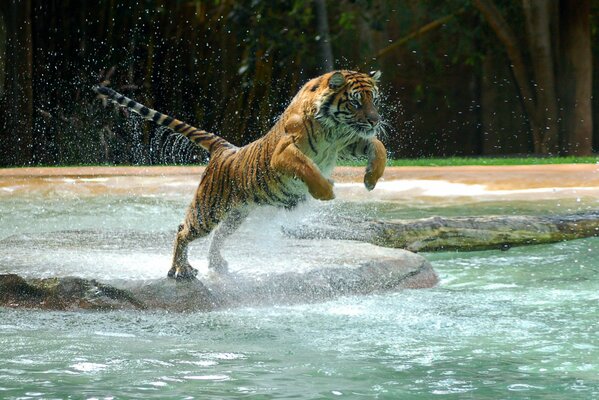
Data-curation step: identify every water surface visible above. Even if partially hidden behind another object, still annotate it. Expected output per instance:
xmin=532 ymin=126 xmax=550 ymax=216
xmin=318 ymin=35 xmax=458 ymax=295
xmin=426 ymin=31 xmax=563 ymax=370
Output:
xmin=1 ymin=175 xmax=598 ymax=398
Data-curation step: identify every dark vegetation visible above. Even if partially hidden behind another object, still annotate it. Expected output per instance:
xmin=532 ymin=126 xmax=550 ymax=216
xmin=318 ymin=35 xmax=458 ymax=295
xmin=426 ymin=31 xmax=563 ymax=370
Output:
xmin=0 ymin=0 xmax=597 ymax=167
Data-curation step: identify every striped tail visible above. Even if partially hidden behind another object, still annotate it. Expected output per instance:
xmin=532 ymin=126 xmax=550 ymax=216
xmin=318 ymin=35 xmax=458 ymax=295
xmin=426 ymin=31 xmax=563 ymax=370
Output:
xmin=93 ymin=86 xmax=234 ymax=153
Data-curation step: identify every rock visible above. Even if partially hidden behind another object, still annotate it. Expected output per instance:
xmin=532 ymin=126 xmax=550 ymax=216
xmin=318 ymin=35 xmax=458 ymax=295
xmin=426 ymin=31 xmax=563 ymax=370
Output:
xmin=203 ymin=252 xmax=437 ymax=307
xmin=0 ymin=274 xmax=145 ymax=310
xmin=0 ymin=274 xmax=45 ymax=307
xmin=285 ymin=211 xmax=599 ymax=252
xmin=0 ymin=248 xmax=437 ymax=311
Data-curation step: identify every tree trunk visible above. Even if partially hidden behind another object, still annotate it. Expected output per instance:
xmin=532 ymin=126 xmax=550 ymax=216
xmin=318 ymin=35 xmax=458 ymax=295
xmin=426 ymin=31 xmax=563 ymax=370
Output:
xmin=558 ymin=0 xmax=593 ymax=156
xmin=522 ymin=0 xmax=560 ymax=154
xmin=481 ymin=50 xmax=531 ymax=154
xmin=0 ymin=10 xmax=5 ymax=99
xmin=314 ymin=0 xmax=334 ymax=72
xmin=0 ymin=0 xmax=33 ymax=166
xmin=472 ymin=0 xmax=544 ymax=153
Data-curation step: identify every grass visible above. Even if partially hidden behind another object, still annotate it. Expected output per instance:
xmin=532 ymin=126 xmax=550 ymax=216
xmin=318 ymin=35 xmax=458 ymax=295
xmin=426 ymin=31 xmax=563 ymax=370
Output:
xmin=2 ymin=156 xmax=598 ymax=169
xmin=341 ymin=156 xmax=599 ymax=167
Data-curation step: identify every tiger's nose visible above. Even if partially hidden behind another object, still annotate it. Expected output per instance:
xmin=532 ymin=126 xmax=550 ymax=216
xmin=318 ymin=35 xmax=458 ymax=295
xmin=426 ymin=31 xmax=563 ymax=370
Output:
xmin=366 ymin=110 xmax=380 ymax=127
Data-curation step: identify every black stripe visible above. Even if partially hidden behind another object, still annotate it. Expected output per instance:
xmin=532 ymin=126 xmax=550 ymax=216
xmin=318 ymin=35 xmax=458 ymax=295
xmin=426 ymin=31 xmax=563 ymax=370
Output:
xmin=245 ymin=144 xmax=261 ymax=192
xmin=203 ymin=166 xmax=220 ymax=225
xmin=117 ymin=95 xmax=126 ymax=104
xmin=210 ymin=153 xmax=236 ymax=212
xmin=273 ymin=174 xmax=294 ymax=199
xmin=162 ymin=116 xmax=174 ymax=126
xmin=280 ymin=187 xmax=294 ymax=199
xmin=208 ymin=137 xmax=222 ymax=153
xmin=237 ymin=145 xmax=255 ymax=195
xmin=174 ymin=122 xmax=186 ymax=131
xmin=350 ymin=142 xmax=359 ymax=157
xmin=127 ymin=100 xmax=137 ymax=108
xmin=208 ymin=173 xmax=227 ymax=215
xmin=188 ymin=131 xmax=204 ymax=142
xmin=261 ymin=179 xmax=281 ymax=203
xmin=304 ymin=120 xmax=317 ymax=154
xmin=218 ymin=154 xmax=238 ymax=208
xmin=139 ymin=106 xmax=150 ymax=116
xmin=231 ymin=156 xmax=243 ymax=198
xmin=334 ymin=110 xmax=352 ymax=117
xmin=183 ymin=127 xmax=197 ymax=136
xmin=319 ymin=94 xmax=337 ymax=116
xmin=152 ymin=112 xmax=162 ymax=123
xmin=352 ymin=83 xmax=371 ymax=91
xmin=190 ymin=223 xmax=211 ymax=236
xmin=361 ymin=140 xmax=370 ymax=156
xmin=94 ymin=86 xmax=113 ymax=97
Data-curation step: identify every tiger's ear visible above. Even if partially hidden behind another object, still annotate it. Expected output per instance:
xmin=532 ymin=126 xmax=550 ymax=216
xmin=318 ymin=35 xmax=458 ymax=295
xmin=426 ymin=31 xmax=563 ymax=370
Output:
xmin=328 ymin=72 xmax=346 ymax=90
xmin=370 ymin=70 xmax=382 ymax=82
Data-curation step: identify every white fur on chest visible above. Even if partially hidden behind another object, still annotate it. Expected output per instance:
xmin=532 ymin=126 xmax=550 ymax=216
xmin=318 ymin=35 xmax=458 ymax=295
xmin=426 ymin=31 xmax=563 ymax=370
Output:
xmin=311 ymin=125 xmax=356 ymax=178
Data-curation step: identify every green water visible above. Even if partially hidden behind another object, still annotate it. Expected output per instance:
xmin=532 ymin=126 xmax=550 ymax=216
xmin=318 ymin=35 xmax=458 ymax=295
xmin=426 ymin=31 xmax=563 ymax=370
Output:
xmin=1 ymin=239 xmax=598 ymax=399
xmin=1 ymin=184 xmax=598 ymax=398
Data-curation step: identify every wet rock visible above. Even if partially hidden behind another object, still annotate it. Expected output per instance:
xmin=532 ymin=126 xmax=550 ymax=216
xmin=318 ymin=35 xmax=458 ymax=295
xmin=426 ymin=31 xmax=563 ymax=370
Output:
xmin=285 ymin=211 xmax=599 ymax=252
xmin=0 ymin=274 xmax=45 ymax=307
xmin=203 ymin=253 xmax=437 ymax=307
xmin=0 ymin=249 xmax=437 ymax=311
xmin=132 ymin=278 xmax=220 ymax=312
xmin=0 ymin=274 xmax=145 ymax=310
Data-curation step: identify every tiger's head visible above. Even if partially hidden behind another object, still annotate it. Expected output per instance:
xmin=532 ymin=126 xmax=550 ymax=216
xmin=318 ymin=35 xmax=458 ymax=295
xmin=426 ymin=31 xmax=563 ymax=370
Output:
xmin=312 ymin=70 xmax=383 ymax=139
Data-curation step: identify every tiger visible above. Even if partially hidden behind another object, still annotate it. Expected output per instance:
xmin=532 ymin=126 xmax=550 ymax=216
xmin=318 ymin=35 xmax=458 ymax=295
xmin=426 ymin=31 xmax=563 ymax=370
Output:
xmin=93 ymin=70 xmax=387 ymax=281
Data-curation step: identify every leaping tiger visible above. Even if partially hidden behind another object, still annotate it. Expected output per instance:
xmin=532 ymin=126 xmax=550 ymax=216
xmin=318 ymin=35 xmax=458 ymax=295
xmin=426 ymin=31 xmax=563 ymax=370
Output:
xmin=93 ymin=70 xmax=387 ymax=281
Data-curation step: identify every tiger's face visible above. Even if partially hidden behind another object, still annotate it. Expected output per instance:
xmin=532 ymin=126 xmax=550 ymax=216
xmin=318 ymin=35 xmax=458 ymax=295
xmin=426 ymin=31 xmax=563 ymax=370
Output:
xmin=316 ymin=70 xmax=382 ymax=139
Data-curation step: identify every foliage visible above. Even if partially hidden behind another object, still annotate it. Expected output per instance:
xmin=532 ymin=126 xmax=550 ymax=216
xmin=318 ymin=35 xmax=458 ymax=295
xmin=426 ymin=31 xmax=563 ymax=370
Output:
xmin=0 ymin=0 xmax=596 ymax=166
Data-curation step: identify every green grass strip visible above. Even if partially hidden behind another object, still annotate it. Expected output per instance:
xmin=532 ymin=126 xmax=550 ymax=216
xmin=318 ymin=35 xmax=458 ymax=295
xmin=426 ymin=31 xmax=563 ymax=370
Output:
xmin=2 ymin=156 xmax=598 ymax=169
xmin=341 ymin=156 xmax=599 ymax=167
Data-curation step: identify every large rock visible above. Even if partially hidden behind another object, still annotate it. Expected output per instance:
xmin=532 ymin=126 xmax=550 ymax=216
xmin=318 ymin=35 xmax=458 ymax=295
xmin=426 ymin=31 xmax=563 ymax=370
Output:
xmin=0 ymin=222 xmax=439 ymax=312
xmin=0 ymin=246 xmax=437 ymax=311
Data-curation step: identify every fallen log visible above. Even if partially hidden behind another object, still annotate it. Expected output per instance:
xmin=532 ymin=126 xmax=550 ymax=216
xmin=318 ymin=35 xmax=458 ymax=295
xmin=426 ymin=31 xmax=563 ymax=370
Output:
xmin=284 ymin=211 xmax=599 ymax=252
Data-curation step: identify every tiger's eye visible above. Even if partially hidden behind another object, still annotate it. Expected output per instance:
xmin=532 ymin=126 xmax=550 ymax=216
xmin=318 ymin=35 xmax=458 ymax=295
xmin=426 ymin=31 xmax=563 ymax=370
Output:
xmin=350 ymin=99 xmax=361 ymax=109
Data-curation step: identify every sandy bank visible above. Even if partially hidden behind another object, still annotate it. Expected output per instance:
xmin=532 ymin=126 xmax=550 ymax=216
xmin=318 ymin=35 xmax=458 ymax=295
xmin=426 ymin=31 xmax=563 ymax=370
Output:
xmin=1 ymin=164 xmax=598 ymax=190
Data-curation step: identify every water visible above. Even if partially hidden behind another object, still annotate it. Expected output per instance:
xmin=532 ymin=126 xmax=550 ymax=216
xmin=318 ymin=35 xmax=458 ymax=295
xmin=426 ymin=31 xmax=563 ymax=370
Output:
xmin=1 ymin=174 xmax=598 ymax=398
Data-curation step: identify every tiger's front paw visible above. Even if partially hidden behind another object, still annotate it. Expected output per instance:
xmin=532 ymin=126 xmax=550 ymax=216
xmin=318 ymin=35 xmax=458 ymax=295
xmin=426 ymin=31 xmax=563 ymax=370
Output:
xmin=364 ymin=171 xmax=382 ymax=191
xmin=364 ymin=139 xmax=386 ymax=191
xmin=309 ymin=179 xmax=335 ymax=201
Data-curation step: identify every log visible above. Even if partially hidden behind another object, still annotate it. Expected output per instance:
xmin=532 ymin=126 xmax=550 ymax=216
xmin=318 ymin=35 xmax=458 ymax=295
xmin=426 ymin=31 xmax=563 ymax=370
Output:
xmin=284 ymin=211 xmax=599 ymax=252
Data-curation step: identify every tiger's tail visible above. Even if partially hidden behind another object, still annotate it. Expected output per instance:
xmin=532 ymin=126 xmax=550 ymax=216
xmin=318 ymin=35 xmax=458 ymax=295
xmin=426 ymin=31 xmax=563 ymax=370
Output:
xmin=93 ymin=86 xmax=234 ymax=153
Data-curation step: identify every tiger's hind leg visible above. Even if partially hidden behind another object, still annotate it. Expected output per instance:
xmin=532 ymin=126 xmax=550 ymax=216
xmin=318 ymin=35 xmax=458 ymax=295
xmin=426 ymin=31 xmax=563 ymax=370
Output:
xmin=208 ymin=206 xmax=250 ymax=275
xmin=168 ymin=208 xmax=213 ymax=281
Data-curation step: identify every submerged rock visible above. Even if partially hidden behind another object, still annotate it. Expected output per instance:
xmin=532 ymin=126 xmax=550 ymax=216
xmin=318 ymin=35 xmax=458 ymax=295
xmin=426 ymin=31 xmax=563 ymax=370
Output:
xmin=0 ymin=249 xmax=437 ymax=311
xmin=0 ymin=274 xmax=145 ymax=310
xmin=204 ymin=252 xmax=437 ymax=308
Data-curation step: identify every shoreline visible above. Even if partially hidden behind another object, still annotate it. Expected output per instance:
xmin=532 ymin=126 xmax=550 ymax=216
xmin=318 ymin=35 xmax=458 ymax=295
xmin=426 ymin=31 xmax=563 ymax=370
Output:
xmin=1 ymin=164 xmax=598 ymax=190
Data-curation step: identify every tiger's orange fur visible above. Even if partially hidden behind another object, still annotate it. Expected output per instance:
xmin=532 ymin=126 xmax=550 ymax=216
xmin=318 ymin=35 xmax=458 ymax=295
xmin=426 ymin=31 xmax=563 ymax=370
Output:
xmin=94 ymin=70 xmax=387 ymax=280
